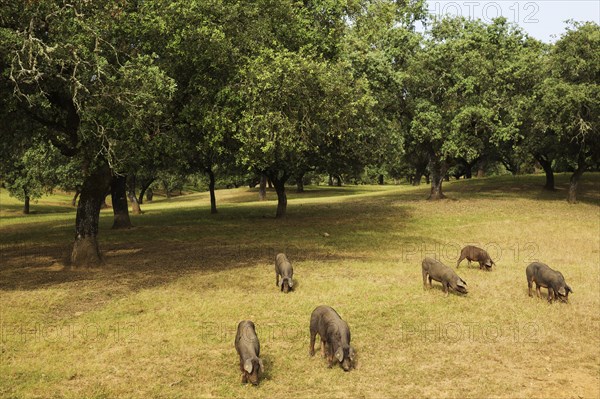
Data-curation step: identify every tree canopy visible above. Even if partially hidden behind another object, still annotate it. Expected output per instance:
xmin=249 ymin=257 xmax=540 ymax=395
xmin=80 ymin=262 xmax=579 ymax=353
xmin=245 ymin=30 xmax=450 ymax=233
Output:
xmin=1 ymin=1 xmax=597 ymax=265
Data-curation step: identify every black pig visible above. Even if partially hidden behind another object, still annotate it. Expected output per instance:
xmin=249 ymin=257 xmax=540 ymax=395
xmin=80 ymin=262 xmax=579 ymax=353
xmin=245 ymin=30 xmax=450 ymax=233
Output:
xmin=526 ymin=262 xmax=572 ymax=303
xmin=422 ymin=257 xmax=468 ymax=296
xmin=457 ymin=245 xmax=495 ymax=270
xmin=275 ymin=253 xmax=294 ymax=293
xmin=309 ymin=305 xmax=355 ymax=371
xmin=234 ymin=320 xmax=264 ymax=385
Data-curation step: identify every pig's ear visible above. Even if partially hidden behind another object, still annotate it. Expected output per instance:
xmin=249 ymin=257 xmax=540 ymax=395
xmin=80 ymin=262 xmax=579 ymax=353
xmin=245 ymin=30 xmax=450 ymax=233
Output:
xmin=258 ymin=358 xmax=264 ymax=372
xmin=335 ymin=347 xmax=344 ymax=362
xmin=558 ymin=287 xmax=566 ymax=296
xmin=288 ymin=279 xmax=294 ymax=288
xmin=277 ymin=279 xmax=283 ymax=287
xmin=349 ymin=347 xmax=356 ymax=361
xmin=457 ymin=279 xmax=467 ymax=288
xmin=566 ymin=285 xmax=573 ymax=293
xmin=244 ymin=359 xmax=253 ymax=373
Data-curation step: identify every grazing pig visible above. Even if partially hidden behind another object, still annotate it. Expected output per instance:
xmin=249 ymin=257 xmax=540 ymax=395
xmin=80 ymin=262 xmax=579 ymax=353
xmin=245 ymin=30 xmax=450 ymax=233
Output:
xmin=457 ymin=245 xmax=496 ymax=270
xmin=526 ymin=262 xmax=573 ymax=303
xmin=309 ymin=305 xmax=355 ymax=371
xmin=275 ymin=253 xmax=294 ymax=293
xmin=422 ymin=257 xmax=468 ymax=296
xmin=234 ymin=320 xmax=264 ymax=385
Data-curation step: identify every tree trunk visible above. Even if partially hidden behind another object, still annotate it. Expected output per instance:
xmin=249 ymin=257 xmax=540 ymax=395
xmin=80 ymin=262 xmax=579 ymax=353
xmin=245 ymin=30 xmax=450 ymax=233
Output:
xmin=146 ymin=188 xmax=154 ymax=202
xmin=567 ymin=157 xmax=586 ymax=204
xmin=296 ymin=172 xmax=305 ymax=193
xmin=23 ymin=194 xmax=30 ymax=214
xmin=129 ymin=192 xmax=142 ymax=214
xmin=428 ymin=156 xmax=448 ymax=200
xmin=476 ymin=161 xmax=485 ymax=178
xmin=100 ymin=195 xmax=109 ymax=209
xmin=267 ymin=179 xmax=273 ymax=189
xmin=71 ymin=165 xmax=112 ymax=267
xmin=444 ymin=175 xmax=450 ymax=182
xmin=464 ymin=157 xmax=480 ymax=179
xmin=413 ymin=164 xmax=427 ymax=186
xmin=126 ymin=175 xmax=142 ymax=215
xmin=335 ymin=175 xmax=342 ymax=187
xmin=412 ymin=174 xmax=422 ymax=186
xmin=269 ymin=172 xmax=290 ymax=218
xmin=328 ymin=174 xmax=333 ymax=186
xmin=259 ymin=175 xmax=267 ymax=201
xmin=537 ymin=157 xmax=555 ymax=191
xmin=207 ymin=167 xmax=217 ymax=214
xmin=465 ymin=166 xmax=472 ymax=179
xmin=274 ymin=182 xmax=287 ymax=218
xmin=138 ymin=178 xmax=154 ymax=205
xmin=378 ymin=174 xmax=384 ymax=185
xmin=111 ymin=175 xmax=132 ymax=229
xmin=71 ymin=189 xmax=81 ymax=207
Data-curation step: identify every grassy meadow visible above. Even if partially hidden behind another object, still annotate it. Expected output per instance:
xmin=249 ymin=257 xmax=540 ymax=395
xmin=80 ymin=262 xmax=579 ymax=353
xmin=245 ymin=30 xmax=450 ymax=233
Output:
xmin=1 ymin=174 xmax=599 ymax=398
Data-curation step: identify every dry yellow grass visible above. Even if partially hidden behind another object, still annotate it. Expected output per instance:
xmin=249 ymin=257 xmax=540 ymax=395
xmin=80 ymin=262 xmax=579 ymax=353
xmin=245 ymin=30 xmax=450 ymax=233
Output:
xmin=0 ymin=174 xmax=599 ymax=398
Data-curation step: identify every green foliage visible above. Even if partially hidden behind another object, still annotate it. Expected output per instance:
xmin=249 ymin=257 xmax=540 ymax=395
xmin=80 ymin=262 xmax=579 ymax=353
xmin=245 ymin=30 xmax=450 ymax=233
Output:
xmin=2 ymin=1 xmax=176 ymax=171
xmin=541 ymin=22 xmax=600 ymax=168
xmin=235 ymin=48 xmax=375 ymax=179
xmin=1 ymin=1 xmax=598 ymax=207
xmin=2 ymin=141 xmax=67 ymax=202
xmin=396 ymin=16 xmax=550 ymax=187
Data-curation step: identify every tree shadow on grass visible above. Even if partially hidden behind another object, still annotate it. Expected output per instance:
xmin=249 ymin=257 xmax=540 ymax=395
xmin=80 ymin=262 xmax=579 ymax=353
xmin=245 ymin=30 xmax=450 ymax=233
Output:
xmin=142 ymin=185 xmax=377 ymax=207
xmin=440 ymin=173 xmax=600 ymax=206
xmin=3 ymin=173 xmax=596 ymax=295
xmin=0 ymin=203 xmax=76 ymax=218
xmin=0 ymin=193 xmax=416 ymax=294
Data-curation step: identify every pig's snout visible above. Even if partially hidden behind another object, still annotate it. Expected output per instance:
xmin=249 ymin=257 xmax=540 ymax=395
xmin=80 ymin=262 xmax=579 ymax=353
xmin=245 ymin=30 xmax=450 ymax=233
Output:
xmin=341 ymin=357 xmax=352 ymax=371
xmin=248 ymin=372 xmax=260 ymax=385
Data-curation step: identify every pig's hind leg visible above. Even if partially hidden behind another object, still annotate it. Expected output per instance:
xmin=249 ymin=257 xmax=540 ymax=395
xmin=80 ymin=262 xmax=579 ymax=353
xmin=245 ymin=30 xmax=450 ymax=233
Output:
xmin=309 ymin=329 xmax=317 ymax=356
xmin=456 ymin=254 xmax=466 ymax=268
